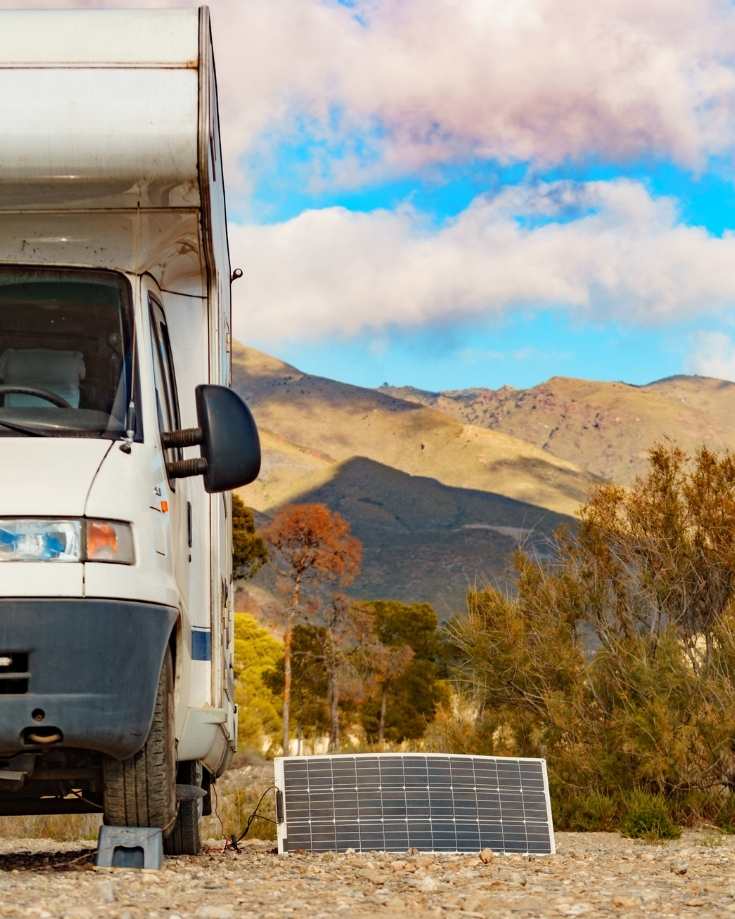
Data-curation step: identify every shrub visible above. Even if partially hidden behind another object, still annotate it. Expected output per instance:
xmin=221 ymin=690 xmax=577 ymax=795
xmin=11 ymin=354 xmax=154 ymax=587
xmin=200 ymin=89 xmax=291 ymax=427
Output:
xmin=621 ymin=791 xmax=681 ymax=841
xmin=448 ymin=446 xmax=735 ymax=834
xmin=554 ymin=791 xmax=619 ymax=832
xmin=712 ymin=794 xmax=735 ymax=834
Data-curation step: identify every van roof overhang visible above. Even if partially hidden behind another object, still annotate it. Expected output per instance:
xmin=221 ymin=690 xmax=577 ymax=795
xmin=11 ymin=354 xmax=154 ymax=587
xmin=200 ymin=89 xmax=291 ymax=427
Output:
xmin=0 ymin=8 xmax=210 ymax=296
xmin=0 ymin=9 xmax=199 ymax=67
xmin=0 ymin=9 xmax=201 ymax=212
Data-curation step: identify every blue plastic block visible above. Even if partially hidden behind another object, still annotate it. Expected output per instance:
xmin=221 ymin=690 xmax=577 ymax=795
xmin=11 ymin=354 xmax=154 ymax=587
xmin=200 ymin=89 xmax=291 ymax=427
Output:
xmin=95 ymin=825 xmax=164 ymax=870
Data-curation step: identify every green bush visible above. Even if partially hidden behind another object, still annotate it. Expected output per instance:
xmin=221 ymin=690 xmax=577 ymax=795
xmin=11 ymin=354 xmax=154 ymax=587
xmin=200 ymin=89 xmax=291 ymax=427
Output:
xmin=621 ymin=791 xmax=681 ymax=841
xmin=447 ymin=446 xmax=735 ymax=835
xmin=712 ymin=794 xmax=735 ymax=834
xmin=554 ymin=790 xmax=618 ymax=832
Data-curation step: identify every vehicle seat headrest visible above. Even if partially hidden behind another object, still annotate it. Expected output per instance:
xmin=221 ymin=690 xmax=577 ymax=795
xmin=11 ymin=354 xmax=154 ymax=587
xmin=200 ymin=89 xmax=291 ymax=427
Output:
xmin=0 ymin=348 xmax=86 ymax=408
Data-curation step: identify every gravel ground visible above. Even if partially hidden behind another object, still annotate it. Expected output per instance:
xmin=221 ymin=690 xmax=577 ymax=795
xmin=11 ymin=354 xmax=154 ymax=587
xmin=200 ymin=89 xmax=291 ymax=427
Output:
xmin=1 ymin=831 xmax=735 ymax=917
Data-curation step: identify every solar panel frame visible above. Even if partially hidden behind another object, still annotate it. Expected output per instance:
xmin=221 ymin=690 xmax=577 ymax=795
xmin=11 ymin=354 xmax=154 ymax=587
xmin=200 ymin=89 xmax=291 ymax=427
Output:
xmin=274 ymin=752 xmax=555 ymax=856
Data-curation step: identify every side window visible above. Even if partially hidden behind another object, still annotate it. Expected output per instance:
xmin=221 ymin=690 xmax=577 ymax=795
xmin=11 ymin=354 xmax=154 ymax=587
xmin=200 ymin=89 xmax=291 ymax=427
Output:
xmin=148 ymin=297 xmax=182 ymax=478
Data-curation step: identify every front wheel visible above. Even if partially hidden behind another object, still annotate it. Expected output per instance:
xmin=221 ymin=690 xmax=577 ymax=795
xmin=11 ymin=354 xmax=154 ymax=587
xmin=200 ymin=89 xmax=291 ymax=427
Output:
xmin=102 ymin=648 xmax=177 ymax=833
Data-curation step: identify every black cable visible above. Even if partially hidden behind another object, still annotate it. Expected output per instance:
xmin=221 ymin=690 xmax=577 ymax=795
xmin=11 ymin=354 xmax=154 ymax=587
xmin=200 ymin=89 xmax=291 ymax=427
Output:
xmin=226 ymin=784 xmax=276 ymax=851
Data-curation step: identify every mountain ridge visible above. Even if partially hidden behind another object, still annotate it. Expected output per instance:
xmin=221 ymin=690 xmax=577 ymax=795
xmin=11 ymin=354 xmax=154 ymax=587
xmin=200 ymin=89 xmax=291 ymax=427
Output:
xmin=233 ymin=343 xmax=598 ymax=517
xmin=380 ymin=372 xmax=735 ymax=483
xmin=234 ymin=343 xmax=735 ymax=614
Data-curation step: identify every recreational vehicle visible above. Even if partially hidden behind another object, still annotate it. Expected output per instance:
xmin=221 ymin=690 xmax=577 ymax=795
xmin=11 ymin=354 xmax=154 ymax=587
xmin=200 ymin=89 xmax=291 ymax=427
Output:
xmin=0 ymin=8 xmax=259 ymax=854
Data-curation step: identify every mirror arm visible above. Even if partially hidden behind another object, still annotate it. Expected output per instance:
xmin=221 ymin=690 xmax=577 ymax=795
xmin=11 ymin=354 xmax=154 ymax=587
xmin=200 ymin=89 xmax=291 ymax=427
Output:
xmin=166 ymin=457 xmax=208 ymax=479
xmin=161 ymin=427 xmax=203 ymax=450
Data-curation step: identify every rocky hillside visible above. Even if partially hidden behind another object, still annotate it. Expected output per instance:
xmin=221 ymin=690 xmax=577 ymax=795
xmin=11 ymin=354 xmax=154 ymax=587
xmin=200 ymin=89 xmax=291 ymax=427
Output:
xmin=234 ymin=344 xmax=734 ymax=614
xmin=232 ymin=345 xmax=597 ymax=516
xmin=381 ymin=375 xmax=735 ymax=484
xmin=232 ymin=345 xmax=590 ymax=615
xmin=270 ymin=456 xmax=570 ymax=614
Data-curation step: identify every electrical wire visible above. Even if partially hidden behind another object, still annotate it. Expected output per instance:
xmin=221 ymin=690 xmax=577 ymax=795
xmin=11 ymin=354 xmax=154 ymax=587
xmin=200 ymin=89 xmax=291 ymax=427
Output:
xmin=225 ymin=785 xmax=276 ymax=852
xmin=212 ymin=780 xmax=225 ymax=838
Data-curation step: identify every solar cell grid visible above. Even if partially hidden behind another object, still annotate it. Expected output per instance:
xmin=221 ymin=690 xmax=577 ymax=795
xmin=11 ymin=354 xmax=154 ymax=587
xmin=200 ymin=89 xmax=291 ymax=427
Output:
xmin=275 ymin=753 xmax=554 ymax=856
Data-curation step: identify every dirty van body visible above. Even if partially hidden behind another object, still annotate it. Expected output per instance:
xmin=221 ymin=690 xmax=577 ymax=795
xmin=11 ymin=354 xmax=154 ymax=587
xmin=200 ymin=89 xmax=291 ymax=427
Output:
xmin=0 ymin=8 xmax=259 ymax=854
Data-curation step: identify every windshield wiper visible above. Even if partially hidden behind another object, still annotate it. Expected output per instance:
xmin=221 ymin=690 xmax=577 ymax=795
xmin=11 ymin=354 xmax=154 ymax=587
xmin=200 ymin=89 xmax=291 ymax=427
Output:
xmin=0 ymin=418 xmax=45 ymax=437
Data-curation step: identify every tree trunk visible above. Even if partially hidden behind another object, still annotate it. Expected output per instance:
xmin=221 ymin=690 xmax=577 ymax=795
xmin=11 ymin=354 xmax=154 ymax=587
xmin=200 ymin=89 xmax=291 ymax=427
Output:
xmin=377 ymin=685 xmax=387 ymax=746
xmin=282 ymin=578 xmax=301 ymax=757
xmin=328 ymin=667 xmax=340 ymax=753
xmin=282 ymin=620 xmax=293 ymax=756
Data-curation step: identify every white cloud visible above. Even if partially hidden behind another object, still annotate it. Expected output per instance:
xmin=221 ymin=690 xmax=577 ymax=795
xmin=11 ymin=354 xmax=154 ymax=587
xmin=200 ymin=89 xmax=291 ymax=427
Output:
xmin=230 ymin=180 xmax=735 ymax=342
xmin=5 ymin=0 xmax=735 ymax=186
xmin=688 ymin=331 xmax=735 ymax=380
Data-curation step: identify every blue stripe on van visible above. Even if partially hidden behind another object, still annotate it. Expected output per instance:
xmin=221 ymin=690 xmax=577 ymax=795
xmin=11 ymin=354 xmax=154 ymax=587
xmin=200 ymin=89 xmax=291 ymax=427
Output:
xmin=191 ymin=628 xmax=212 ymax=662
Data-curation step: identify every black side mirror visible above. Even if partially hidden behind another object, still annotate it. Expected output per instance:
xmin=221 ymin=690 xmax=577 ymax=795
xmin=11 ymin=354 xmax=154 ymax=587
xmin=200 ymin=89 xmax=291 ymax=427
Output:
xmin=163 ymin=385 xmax=261 ymax=493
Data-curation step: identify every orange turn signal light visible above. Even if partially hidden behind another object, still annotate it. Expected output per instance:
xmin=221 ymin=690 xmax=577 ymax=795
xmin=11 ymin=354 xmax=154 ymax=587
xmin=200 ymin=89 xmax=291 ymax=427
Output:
xmin=83 ymin=520 xmax=134 ymax=564
xmin=86 ymin=521 xmax=119 ymax=560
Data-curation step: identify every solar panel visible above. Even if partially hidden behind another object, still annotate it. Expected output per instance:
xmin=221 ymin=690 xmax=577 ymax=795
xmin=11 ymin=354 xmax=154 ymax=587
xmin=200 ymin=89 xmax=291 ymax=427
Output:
xmin=274 ymin=753 xmax=554 ymax=856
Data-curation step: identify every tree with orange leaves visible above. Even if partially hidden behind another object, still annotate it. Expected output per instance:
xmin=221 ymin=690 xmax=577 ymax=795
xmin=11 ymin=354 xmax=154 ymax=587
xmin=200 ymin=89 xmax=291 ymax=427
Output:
xmin=263 ymin=503 xmax=362 ymax=755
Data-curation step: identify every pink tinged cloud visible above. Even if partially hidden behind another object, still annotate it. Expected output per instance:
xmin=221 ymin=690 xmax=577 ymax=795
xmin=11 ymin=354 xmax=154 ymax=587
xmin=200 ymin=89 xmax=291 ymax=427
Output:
xmin=5 ymin=0 xmax=735 ymax=183
xmin=229 ymin=180 xmax=735 ymax=342
xmin=688 ymin=331 xmax=735 ymax=381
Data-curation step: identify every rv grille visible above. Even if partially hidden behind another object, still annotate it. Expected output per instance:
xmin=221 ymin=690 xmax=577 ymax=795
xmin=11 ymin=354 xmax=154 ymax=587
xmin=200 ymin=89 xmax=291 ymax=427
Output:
xmin=0 ymin=653 xmax=29 ymax=694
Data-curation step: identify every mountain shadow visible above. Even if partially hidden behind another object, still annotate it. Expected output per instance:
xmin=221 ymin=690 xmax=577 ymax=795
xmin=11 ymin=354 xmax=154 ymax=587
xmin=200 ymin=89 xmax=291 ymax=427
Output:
xmin=266 ymin=456 xmax=576 ymax=619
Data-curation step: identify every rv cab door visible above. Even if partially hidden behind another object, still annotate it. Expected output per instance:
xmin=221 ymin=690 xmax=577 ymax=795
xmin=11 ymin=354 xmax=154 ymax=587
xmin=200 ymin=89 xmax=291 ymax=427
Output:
xmin=143 ymin=279 xmax=191 ymax=616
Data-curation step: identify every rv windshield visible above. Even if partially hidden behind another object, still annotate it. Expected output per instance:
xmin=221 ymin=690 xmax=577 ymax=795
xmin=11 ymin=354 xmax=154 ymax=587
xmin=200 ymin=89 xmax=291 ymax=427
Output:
xmin=0 ymin=267 xmax=136 ymax=439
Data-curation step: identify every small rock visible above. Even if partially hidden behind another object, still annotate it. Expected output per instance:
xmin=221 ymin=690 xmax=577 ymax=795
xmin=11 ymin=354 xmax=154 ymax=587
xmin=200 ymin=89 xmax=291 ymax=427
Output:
xmin=96 ymin=880 xmax=116 ymax=904
xmin=416 ymin=875 xmax=439 ymax=893
xmin=356 ymin=868 xmax=385 ymax=885
xmin=195 ymin=907 xmax=234 ymax=919
xmin=671 ymin=861 xmax=689 ymax=876
xmin=479 ymin=848 xmax=494 ymax=864
xmin=612 ymin=896 xmax=636 ymax=909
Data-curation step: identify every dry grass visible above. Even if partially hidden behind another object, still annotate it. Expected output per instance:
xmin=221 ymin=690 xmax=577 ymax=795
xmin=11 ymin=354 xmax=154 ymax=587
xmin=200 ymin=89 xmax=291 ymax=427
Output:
xmin=202 ymin=757 xmax=277 ymax=843
xmin=0 ymin=814 xmax=100 ymax=842
xmin=0 ymin=756 xmax=276 ymax=846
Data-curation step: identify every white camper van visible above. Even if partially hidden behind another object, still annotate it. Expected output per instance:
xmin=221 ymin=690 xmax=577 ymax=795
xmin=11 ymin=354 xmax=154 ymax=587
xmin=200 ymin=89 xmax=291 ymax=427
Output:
xmin=0 ymin=8 xmax=259 ymax=853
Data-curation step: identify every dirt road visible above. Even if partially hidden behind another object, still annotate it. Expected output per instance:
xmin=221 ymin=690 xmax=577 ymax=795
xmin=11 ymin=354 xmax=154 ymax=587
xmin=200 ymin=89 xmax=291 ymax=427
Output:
xmin=1 ymin=830 xmax=735 ymax=917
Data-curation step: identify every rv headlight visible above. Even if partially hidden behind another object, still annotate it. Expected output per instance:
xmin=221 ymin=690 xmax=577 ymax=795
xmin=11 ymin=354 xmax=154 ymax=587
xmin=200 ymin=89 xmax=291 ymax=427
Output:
xmin=0 ymin=519 xmax=133 ymax=564
xmin=0 ymin=519 xmax=81 ymax=562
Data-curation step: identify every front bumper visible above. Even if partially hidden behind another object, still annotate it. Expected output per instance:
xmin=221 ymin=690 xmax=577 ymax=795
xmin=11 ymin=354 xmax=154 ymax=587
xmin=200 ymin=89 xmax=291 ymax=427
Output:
xmin=0 ymin=598 xmax=177 ymax=760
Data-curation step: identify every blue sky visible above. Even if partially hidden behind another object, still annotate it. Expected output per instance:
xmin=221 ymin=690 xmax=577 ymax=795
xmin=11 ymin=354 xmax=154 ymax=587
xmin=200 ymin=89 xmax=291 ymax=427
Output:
xmin=13 ymin=0 xmax=735 ymax=390
xmin=210 ymin=0 xmax=735 ymax=392
xmin=241 ymin=157 xmax=735 ymax=391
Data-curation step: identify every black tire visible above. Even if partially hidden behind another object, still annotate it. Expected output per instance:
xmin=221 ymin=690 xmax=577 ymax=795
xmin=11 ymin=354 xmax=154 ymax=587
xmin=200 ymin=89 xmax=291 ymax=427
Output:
xmin=102 ymin=648 xmax=177 ymax=834
xmin=165 ymin=761 xmax=203 ymax=855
